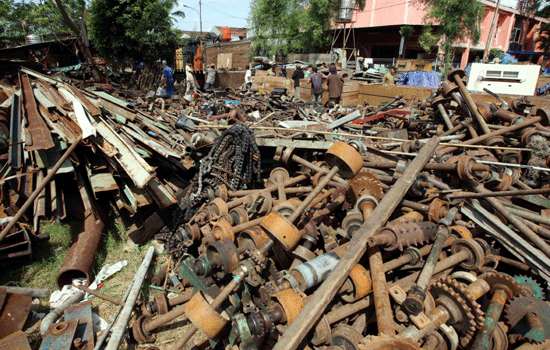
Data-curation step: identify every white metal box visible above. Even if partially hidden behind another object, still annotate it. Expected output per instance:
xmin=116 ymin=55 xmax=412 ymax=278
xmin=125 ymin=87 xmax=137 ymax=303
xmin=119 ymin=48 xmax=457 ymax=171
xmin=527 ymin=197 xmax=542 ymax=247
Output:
xmin=466 ymin=63 xmax=540 ymax=96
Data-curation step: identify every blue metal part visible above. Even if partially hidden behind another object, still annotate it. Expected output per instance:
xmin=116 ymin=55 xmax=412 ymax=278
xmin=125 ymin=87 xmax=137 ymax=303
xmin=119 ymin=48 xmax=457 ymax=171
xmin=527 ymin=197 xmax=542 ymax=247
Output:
xmin=65 ymin=301 xmax=94 ymax=349
xmin=39 ymin=319 xmax=78 ymax=350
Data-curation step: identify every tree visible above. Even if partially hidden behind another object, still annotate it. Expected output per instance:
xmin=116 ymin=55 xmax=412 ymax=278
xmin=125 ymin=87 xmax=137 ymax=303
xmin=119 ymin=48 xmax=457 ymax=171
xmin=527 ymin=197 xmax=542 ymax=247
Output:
xmin=399 ymin=25 xmax=414 ymax=58
xmin=0 ymin=0 xmax=84 ymax=46
xmin=50 ymin=0 xmax=102 ymax=81
xmin=88 ymin=0 xmax=181 ymax=63
xmin=249 ymin=0 xmax=366 ymax=55
xmin=248 ymin=0 xmax=301 ymax=56
xmin=416 ymin=0 xmax=484 ymax=74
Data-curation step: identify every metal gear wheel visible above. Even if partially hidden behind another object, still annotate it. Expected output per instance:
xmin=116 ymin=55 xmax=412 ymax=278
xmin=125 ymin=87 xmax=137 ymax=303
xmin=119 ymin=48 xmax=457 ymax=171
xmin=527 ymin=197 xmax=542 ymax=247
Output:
xmin=481 ymin=272 xmax=524 ymax=297
xmin=514 ymin=275 xmax=546 ymax=299
xmin=348 ymin=171 xmax=384 ymax=202
xmin=358 ymin=334 xmax=420 ymax=350
xmin=504 ymin=296 xmax=550 ymax=343
xmin=436 ymin=277 xmax=484 ymax=328
xmin=430 ymin=278 xmax=478 ymax=344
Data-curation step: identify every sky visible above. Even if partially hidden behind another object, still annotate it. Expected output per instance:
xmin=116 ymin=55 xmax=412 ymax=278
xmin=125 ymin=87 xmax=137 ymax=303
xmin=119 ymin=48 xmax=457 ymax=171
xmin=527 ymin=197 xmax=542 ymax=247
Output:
xmin=172 ymin=0 xmax=521 ymax=33
xmin=173 ymin=0 xmax=252 ymax=32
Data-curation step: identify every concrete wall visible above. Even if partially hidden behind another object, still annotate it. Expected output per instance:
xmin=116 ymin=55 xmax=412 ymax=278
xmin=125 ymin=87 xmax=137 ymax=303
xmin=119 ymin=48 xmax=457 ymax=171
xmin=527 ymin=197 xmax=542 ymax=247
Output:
xmin=287 ymin=53 xmax=333 ymax=64
xmin=204 ymin=41 xmax=251 ymax=70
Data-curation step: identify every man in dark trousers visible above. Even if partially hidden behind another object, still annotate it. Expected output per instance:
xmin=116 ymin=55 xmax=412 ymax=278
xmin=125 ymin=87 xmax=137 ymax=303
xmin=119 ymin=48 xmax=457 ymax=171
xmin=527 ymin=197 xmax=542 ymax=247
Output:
xmin=291 ymin=64 xmax=304 ymax=99
xmin=327 ymin=64 xmax=344 ymax=105
xmin=307 ymin=66 xmax=326 ymax=103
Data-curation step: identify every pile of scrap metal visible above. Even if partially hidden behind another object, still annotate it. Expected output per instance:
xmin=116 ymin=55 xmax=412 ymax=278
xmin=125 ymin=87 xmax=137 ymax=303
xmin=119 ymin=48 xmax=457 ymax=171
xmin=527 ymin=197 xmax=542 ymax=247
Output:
xmin=3 ymin=67 xmax=550 ymax=350
xmin=127 ymin=69 xmax=550 ymax=350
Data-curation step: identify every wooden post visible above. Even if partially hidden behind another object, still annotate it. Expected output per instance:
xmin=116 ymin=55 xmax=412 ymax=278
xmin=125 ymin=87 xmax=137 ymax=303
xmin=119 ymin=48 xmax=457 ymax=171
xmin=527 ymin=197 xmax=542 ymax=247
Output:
xmin=483 ymin=0 xmax=502 ymax=62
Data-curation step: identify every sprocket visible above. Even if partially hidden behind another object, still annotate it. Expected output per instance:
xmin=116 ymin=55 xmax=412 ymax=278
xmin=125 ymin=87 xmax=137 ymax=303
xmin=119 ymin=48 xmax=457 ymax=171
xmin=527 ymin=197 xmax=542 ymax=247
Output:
xmin=430 ymin=278 xmax=478 ymax=344
xmin=348 ymin=171 xmax=384 ymax=203
xmin=504 ymin=296 xmax=550 ymax=343
xmin=514 ymin=275 xmax=546 ymax=299
xmin=358 ymin=334 xmax=420 ymax=350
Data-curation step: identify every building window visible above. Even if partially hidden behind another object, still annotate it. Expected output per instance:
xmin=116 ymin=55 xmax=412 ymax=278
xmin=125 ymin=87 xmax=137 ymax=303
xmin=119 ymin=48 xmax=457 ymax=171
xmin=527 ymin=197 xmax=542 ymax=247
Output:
xmin=510 ymin=18 xmax=523 ymax=43
xmin=510 ymin=28 xmax=522 ymax=43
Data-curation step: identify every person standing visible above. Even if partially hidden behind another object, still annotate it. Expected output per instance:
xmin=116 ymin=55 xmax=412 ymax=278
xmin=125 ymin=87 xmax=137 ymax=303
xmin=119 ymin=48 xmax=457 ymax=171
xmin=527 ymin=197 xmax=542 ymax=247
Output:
xmin=326 ymin=64 xmax=344 ymax=105
xmin=304 ymin=65 xmax=312 ymax=79
xmin=291 ymin=64 xmax=304 ymax=99
xmin=244 ymin=64 xmax=253 ymax=90
xmin=205 ymin=64 xmax=217 ymax=89
xmin=278 ymin=65 xmax=287 ymax=78
xmin=383 ymin=66 xmax=396 ymax=85
xmin=162 ymin=60 xmax=175 ymax=99
xmin=185 ymin=63 xmax=197 ymax=95
xmin=307 ymin=66 xmax=325 ymax=103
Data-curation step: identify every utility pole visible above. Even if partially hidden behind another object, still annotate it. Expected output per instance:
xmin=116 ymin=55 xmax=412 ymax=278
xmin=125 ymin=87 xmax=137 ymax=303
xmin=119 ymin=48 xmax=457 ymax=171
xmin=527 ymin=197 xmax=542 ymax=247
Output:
xmin=483 ymin=0 xmax=502 ymax=62
xmin=199 ymin=0 xmax=202 ymax=35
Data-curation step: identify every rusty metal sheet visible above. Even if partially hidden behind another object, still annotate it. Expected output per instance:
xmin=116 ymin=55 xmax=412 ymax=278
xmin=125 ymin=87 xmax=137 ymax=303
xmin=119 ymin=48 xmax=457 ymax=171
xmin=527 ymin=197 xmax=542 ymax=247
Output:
xmin=123 ymin=179 xmax=153 ymax=207
xmin=65 ymin=301 xmax=94 ymax=349
xmin=146 ymin=178 xmax=177 ymax=209
xmin=0 ymin=225 xmax=32 ymax=260
xmin=0 ymin=293 xmax=31 ymax=338
xmin=8 ymin=93 xmax=22 ymax=169
xmin=19 ymin=74 xmax=55 ymax=151
xmin=0 ymin=330 xmax=31 ymax=350
xmin=0 ymin=288 xmax=6 ymax=309
xmin=67 ymin=85 xmax=101 ymax=117
xmin=33 ymin=87 xmax=56 ymax=110
xmin=83 ymin=153 xmax=118 ymax=197
xmin=36 ymin=81 xmax=72 ymax=111
xmin=39 ymin=319 xmax=78 ymax=350
xmin=93 ymin=117 xmax=156 ymax=188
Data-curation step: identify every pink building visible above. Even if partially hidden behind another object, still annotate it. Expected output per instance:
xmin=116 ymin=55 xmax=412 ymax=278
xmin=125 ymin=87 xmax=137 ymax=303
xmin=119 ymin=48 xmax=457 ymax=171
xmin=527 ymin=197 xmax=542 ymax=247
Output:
xmin=336 ymin=0 xmax=550 ymax=68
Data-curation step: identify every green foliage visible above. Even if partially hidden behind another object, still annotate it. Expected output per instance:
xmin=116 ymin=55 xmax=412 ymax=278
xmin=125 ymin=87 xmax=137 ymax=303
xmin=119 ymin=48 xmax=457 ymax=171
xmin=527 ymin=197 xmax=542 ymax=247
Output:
xmin=0 ymin=0 xmax=85 ymax=43
xmin=418 ymin=25 xmax=438 ymax=52
xmin=489 ymin=47 xmax=505 ymax=60
xmin=399 ymin=25 xmax=414 ymax=39
xmin=249 ymin=0 xmax=366 ymax=55
xmin=415 ymin=0 xmax=484 ymax=74
xmin=88 ymin=0 xmax=180 ymax=61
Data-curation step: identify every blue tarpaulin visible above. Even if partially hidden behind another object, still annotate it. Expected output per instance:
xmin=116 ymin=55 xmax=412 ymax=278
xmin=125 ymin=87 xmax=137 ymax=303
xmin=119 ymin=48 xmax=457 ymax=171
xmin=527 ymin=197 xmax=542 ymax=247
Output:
xmin=396 ymin=70 xmax=441 ymax=88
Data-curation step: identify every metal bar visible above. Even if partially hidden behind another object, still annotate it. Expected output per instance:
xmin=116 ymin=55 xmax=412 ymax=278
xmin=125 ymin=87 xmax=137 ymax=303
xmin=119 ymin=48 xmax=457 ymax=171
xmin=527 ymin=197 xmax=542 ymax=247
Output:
xmin=8 ymin=93 xmax=22 ymax=169
xmin=105 ymin=246 xmax=155 ymax=350
xmin=0 ymin=286 xmax=49 ymax=298
xmin=93 ymin=279 xmax=135 ymax=350
xmin=448 ymin=187 xmax=550 ymax=200
xmin=0 ymin=135 xmax=83 ymax=245
xmin=272 ymin=136 xmax=440 ymax=350
xmin=19 ymin=73 xmax=55 ymax=151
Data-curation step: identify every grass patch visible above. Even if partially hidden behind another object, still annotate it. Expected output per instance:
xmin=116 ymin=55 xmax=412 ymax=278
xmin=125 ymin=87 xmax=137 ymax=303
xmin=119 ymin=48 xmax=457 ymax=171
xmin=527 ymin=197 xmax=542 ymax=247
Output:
xmin=0 ymin=205 xmax=191 ymax=349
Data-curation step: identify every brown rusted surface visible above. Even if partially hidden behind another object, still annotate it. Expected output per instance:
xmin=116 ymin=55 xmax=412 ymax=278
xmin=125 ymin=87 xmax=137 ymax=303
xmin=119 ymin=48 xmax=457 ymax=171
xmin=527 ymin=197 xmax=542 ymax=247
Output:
xmin=273 ymin=289 xmax=304 ymax=324
xmin=19 ymin=74 xmax=55 ymax=151
xmin=185 ymin=291 xmax=230 ymax=338
xmin=37 ymin=81 xmax=72 ymax=111
xmin=368 ymin=246 xmax=396 ymax=335
xmin=67 ymin=85 xmax=102 ymax=117
xmin=261 ymin=212 xmax=301 ymax=251
xmin=0 ymin=330 xmax=31 ymax=350
xmin=56 ymin=207 xmax=104 ymax=289
xmin=0 ymin=292 xmax=31 ymax=339
xmin=324 ymin=141 xmax=364 ymax=179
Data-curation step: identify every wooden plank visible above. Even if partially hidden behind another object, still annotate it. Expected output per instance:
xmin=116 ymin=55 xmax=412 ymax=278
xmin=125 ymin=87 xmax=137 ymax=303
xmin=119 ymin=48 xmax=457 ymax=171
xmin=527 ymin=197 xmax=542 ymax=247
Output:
xmin=358 ymin=83 xmax=436 ymax=106
xmin=272 ymin=137 xmax=441 ymax=350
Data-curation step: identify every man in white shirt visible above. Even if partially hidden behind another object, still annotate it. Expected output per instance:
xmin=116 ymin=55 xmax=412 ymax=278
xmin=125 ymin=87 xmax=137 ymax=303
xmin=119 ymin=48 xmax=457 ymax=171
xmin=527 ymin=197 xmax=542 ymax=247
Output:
xmin=185 ymin=63 xmax=197 ymax=94
xmin=244 ymin=64 xmax=253 ymax=90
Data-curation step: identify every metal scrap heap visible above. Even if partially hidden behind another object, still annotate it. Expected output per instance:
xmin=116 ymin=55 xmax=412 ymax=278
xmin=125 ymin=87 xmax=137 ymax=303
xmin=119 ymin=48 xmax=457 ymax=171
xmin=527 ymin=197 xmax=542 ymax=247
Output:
xmin=1 ymin=67 xmax=550 ymax=350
